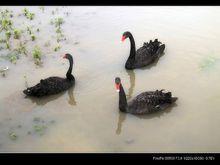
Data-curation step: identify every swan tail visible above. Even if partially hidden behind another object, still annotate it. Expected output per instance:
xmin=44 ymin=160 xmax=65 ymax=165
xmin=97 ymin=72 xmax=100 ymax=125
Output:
xmin=144 ymin=39 xmax=165 ymax=56
xmin=171 ymin=97 xmax=178 ymax=103
xmin=161 ymin=90 xmax=177 ymax=104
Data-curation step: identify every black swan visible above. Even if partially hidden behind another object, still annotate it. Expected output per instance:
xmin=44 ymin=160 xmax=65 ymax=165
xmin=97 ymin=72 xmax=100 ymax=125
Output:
xmin=121 ymin=31 xmax=165 ymax=69
xmin=115 ymin=77 xmax=177 ymax=115
xmin=23 ymin=53 xmax=75 ymax=97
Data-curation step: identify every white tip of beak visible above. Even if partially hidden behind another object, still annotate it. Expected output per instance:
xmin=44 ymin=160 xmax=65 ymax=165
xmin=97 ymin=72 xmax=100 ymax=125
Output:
xmin=116 ymin=89 xmax=120 ymax=92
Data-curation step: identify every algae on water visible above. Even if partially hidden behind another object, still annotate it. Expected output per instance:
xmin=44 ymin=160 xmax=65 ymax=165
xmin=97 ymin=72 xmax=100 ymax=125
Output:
xmin=199 ymin=56 xmax=219 ymax=70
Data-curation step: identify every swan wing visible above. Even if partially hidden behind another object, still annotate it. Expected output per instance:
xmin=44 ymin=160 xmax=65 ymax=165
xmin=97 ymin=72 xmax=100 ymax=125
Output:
xmin=135 ymin=39 xmax=164 ymax=64
xmin=127 ymin=90 xmax=172 ymax=114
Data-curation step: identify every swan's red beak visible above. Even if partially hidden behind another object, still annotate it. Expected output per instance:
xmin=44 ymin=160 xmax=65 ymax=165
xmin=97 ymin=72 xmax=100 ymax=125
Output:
xmin=63 ymin=54 xmax=67 ymax=59
xmin=115 ymin=83 xmax=120 ymax=92
xmin=121 ymin=35 xmax=126 ymax=42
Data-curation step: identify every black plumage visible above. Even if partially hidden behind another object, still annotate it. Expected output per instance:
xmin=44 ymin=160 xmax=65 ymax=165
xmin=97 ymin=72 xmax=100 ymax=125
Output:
xmin=23 ymin=54 xmax=75 ymax=97
xmin=115 ymin=77 xmax=177 ymax=115
xmin=121 ymin=31 xmax=165 ymax=70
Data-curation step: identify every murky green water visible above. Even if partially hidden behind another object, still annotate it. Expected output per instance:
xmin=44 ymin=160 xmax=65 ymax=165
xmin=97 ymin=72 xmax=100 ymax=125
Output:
xmin=0 ymin=6 xmax=220 ymax=152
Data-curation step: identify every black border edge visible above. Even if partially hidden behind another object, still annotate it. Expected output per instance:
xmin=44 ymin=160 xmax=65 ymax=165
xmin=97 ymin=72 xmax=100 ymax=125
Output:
xmin=0 ymin=153 xmax=219 ymax=162
xmin=0 ymin=0 xmax=220 ymax=6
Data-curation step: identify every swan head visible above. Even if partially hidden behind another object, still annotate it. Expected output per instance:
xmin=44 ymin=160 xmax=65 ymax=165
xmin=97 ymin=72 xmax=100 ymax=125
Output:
xmin=121 ymin=31 xmax=131 ymax=42
xmin=63 ymin=53 xmax=74 ymax=64
xmin=23 ymin=88 xmax=32 ymax=96
xmin=115 ymin=77 xmax=121 ymax=92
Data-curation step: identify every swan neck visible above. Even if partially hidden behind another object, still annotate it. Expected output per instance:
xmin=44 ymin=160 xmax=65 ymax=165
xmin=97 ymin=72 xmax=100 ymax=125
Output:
xmin=66 ymin=57 xmax=73 ymax=80
xmin=128 ymin=34 xmax=136 ymax=58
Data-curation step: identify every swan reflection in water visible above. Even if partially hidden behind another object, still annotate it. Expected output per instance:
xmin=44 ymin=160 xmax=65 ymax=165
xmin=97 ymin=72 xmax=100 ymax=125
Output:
xmin=67 ymin=86 xmax=77 ymax=106
xmin=116 ymin=70 xmax=135 ymax=135
xmin=25 ymin=86 xmax=76 ymax=106
xmin=115 ymin=70 xmax=177 ymax=135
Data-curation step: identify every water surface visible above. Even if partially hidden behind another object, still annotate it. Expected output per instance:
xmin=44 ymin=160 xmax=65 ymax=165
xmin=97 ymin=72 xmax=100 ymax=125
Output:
xmin=0 ymin=6 xmax=220 ymax=152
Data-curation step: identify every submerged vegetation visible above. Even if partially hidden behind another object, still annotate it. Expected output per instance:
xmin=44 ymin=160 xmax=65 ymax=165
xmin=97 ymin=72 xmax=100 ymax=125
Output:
xmin=15 ymin=41 xmax=28 ymax=55
xmin=13 ymin=29 xmax=21 ymax=39
xmin=50 ymin=17 xmax=66 ymax=43
xmin=32 ymin=46 xmax=42 ymax=65
xmin=8 ymin=131 xmax=18 ymax=140
xmin=8 ymin=53 xmax=18 ymax=64
xmin=6 ymin=117 xmax=56 ymax=141
xmin=54 ymin=45 xmax=61 ymax=52
xmin=22 ymin=8 xmax=35 ymax=20
xmin=0 ymin=7 xmax=69 ymax=68
xmin=199 ymin=56 xmax=219 ymax=71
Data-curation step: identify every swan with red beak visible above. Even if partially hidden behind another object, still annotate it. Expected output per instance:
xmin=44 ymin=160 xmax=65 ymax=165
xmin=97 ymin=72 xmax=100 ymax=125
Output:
xmin=121 ymin=31 xmax=166 ymax=70
xmin=114 ymin=77 xmax=178 ymax=114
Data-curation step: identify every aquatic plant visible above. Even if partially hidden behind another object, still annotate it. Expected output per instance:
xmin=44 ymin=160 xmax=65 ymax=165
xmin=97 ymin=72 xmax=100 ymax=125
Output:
xmin=26 ymin=26 xmax=32 ymax=34
xmin=22 ymin=8 xmax=28 ymax=16
xmin=50 ymin=17 xmax=66 ymax=43
xmin=8 ymin=131 xmax=18 ymax=140
xmin=0 ymin=9 xmax=13 ymax=31
xmin=9 ymin=55 xmax=17 ymax=64
xmin=56 ymin=27 xmax=62 ymax=33
xmin=13 ymin=29 xmax=21 ymax=39
xmin=57 ymin=33 xmax=66 ymax=42
xmin=23 ymin=8 xmax=35 ymax=20
xmin=32 ymin=46 xmax=42 ymax=65
xmin=5 ymin=41 xmax=10 ymax=49
xmin=54 ymin=45 xmax=61 ymax=52
xmin=6 ymin=52 xmax=19 ymax=64
xmin=1 ymin=19 xmax=12 ymax=30
xmin=14 ymin=42 xmax=27 ymax=55
xmin=54 ymin=17 xmax=64 ymax=27
xmin=39 ymin=6 xmax=45 ymax=12
xmin=0 ymin=39 xmax=6 ymax=43
xmin=5 ymin=30 xmax=11 ymax=39
xmin=31 ymin=34 xmax=36 ymax=41
xmin=33 ymin=125 xmax=47 ymax=136
xmin=0 ymin=10 xmax=13 ymax=30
